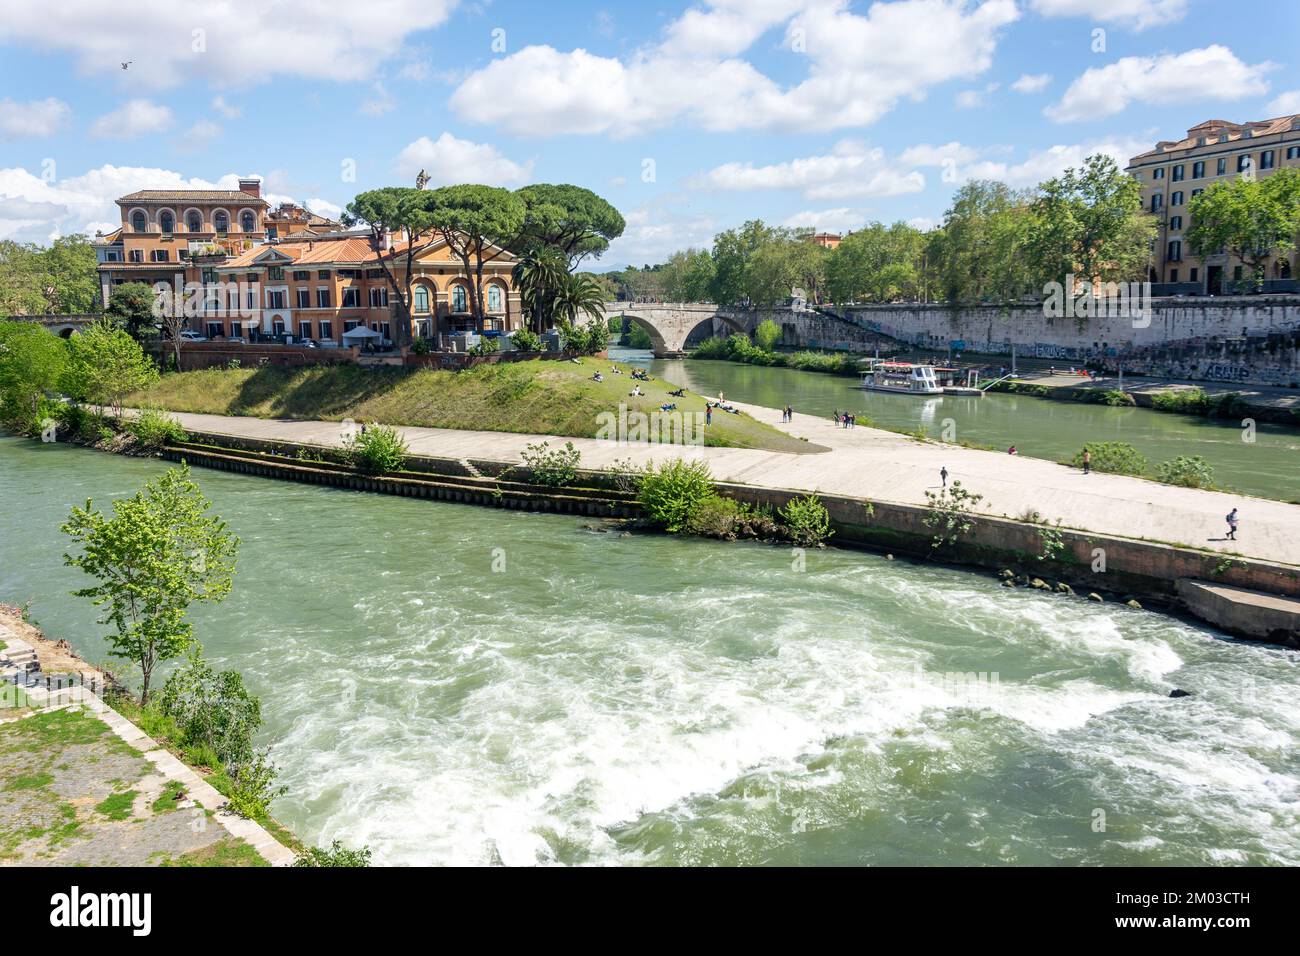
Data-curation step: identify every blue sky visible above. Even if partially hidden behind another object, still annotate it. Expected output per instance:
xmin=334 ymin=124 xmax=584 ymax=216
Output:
xmin=1 ymin=0 xmax=1297 ymax=269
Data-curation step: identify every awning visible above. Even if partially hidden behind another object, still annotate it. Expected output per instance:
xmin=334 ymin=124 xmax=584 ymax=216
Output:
xmin=342 ymin=325 xmax=383 ymax=340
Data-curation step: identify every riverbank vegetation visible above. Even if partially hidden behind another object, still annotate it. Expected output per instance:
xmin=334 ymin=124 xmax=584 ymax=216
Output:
xmin=1067 ymin=441 xmax=1217 ymax=490
xmin=125 ymin=357 xmax=818 ymax=454
xmin=691 ymin=332 xmax=859 ymax=375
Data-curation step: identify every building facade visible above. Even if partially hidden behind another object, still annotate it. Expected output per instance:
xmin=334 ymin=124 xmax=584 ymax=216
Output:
xmin=1127 ymin=114 xmax=1300 ymax=295
xmin=94 ymin=180 xmax=519 ymax=345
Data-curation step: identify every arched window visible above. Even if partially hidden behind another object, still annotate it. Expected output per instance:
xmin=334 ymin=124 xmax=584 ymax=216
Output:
xmin=186 ymin=211 xmax=202 ymax=232
xmin=451 ymin=284 xmax=468 ymax=312
xmin=131 ymin=211 xmax=147 ymax=233
xmin=240 ymin=210 xmax=256 ymax=233
xmin=487 ymin=285 xmax=503 ymax=312
xmin=159 ymin=211 xmax=174 ymax=234
xmin=214 ymin=211 xmax=230 ymax=233
xmin=413 ymin=286 xmax=430 ymax=313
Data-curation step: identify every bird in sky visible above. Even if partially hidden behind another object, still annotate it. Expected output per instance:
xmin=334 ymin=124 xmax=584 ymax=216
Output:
xmin=121 ymin=61 xmax=132 ymax=70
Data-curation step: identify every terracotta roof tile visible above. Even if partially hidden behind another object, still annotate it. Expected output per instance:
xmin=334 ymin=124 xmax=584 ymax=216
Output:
xmin=118 ymin=189 xmax=267 ymax=205
xmin=1129 ymin=113 xmax=1300 ymax=162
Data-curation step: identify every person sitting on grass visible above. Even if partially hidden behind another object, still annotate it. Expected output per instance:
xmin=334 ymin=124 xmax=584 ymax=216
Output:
xmin=668 ymin=388 xmax=685 ymax=397
xmin=593 ymin=371 xmax=604 ymax=382
xmin=630 ymin=384 xmax=642 ymax=397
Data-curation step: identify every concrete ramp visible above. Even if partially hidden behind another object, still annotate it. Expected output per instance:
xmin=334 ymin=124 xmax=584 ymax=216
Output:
xmin=1177 ymin=580 xmax=1300 ymax=647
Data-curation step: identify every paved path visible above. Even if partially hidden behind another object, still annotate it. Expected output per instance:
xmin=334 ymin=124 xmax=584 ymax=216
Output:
xmin=162 ymin=408 xmax=1300 ymax=567
xmin=1013 ymin=370 xmax=1300 ymax=413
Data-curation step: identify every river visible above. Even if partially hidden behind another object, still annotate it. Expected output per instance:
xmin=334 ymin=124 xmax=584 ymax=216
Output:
xmin=2 ymin=435 xmax=1296 ymax=865
xmin=609 ymin=349 xmax=1300 ymax=502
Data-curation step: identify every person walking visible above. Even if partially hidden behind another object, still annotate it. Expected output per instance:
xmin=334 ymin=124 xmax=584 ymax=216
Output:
xmin=1226 ymin=507 xmax=1239 ymax=541
xmin=705 ymin=404 xmax=712 ymax=426
xmin=940 ymin=466 xmax=948 ymax=489
xmin=1082 ymin=449 xmax=1091 ymax=474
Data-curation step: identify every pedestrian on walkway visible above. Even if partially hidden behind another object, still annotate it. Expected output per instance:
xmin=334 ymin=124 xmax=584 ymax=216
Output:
xmin=1082 ymin=449 xmax=1091 ymax=474
xmin=940 ymin=466 xmax=948 ymax=488
xmin=705 ymin=404 xmax=712 ymax=426
xmin=1226 ymin=508 xmax=1239 ymax=540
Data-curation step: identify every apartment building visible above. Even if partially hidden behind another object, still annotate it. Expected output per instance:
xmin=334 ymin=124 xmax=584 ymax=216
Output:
xmin=94 ymin=180 xmax=519 ymax=345
xmin=1126 ymin=114 xmax=1300 ymax=295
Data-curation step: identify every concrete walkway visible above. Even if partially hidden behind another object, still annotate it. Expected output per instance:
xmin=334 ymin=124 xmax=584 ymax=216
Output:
xmin=161 ymin=407 xmax=1300 ymax=568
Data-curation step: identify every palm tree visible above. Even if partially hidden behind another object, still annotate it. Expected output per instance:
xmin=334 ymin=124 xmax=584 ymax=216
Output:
xmin=511 ymin=246 xmax=567 ymax=333
xmin=554 ymin=272 xmax=606 ymax=325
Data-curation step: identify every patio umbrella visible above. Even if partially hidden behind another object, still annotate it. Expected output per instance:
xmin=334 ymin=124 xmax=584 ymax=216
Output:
xmin=342 ymin=325 xmax=383 ymax=342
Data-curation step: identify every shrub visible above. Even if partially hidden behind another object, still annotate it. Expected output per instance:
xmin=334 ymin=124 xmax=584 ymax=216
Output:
xmin=690 ymin=337 xmax=732 ymax=360
xmin=754 ymin=318 xmax=782 ymax=352
xmin=1155 ymin=455 xmax=1215 ymax=489
xmin=127 ymin=407 xmax=187 ymax=450
xmin=294 ymin=840 xmax=373 ymax=867
xmin=157 ymin=650 xmax=262 ymax=768
xmin=510 ymin=328 xmax=543 ymax=352
xmin=223 ymin=749 xmax=286 ymax=820
xmin=469 ymin=336 xmax=500 ymax=357
xmin=521 ymin=440 xmax=580 ymax=486
xmin=602 ymin=457 xmax=644 ymax=494
xmin=1101 ymin=389 xmax=1135 ymax=406
xmin=638 ymin=458 xmax=715 ymax=532
xmin=780 ymin=493 xmax=834 ymax=546
xmin=410 ymin=338 xmax=432 ymax=355
xmin=685 ymin=494 xmax=743 ymax=537
xmin=922 ymin=480 xmax=983 ymax=550
xmin=343 ymin=424 xmax=408 ymax=474
xmin=1071 ymin=441 xmax=1148 ymax=476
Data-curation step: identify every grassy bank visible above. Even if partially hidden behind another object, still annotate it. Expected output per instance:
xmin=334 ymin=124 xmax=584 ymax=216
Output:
xmin=127 ymin=357 xmax=818 ymax=454
xmin=691 ymin=335 xmax=861 ymax=375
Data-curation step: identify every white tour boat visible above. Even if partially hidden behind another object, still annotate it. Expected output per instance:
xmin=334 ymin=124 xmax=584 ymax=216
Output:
xmin=859 ymin=361 xmax=944 ymax=395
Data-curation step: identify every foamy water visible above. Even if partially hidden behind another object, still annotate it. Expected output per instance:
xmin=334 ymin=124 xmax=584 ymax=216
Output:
xmin=2 ymin=437 xmax=1297 ymax=865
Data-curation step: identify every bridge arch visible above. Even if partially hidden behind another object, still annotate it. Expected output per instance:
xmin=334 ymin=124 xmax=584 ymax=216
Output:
xmin=605 ymin=303 xmax=735 ymax=357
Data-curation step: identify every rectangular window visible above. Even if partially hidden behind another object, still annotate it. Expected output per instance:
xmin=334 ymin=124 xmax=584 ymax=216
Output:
xmin=296 ymin=288 xmax=310 ymax=309
xmin=246 ymin=290 xmax=255 ymax=309
xmin=1217 ymin=157 xmax=1227 ymax=175
xmin=338 ymin=269 xmax=357 ymax=279
xmin=1260 ymin=150 xmax=1275 ymax=170
xmin=1190 ymin=267 xmax=1198 ymax=283
xmin=1233 ymin=265 xmax=1243 ymax=281
xmin=318 ymin=270 xmax=330 ymax=280
xmin=1192 ymin=161 xmax=1204 ymax=179
xmin=317 ymin=288 xmax=331 ymax=308
xmin=366 ymin=269 xmax=385 ymax=279
xmin=268 ymin=266 xmax=284 ymax=280
xmin=1169 ymin=216 xmax=1182 ymax=231
xmin=342 ymin=287 xmax=360 ymax=308
xmin=1153 ymin=168 xmax=1165 ymax=180
xmin=151 ymin=249 xmax=169 ymax=262
xmin=206 ymin=322 xmax=223 ymax=339
xmin=247 ymin=273 xmax=258 ymax=282
xmin=1171 ymin=191 xmax=1184 ymax=206
xmin=298 ymin=320 xmax=313 ymax=339
xmin=1288 ymin=146 xmax=1300 ymax=160
xmin=319 ymin=321 xmax=333 ymax=340
xmin=293 ymin=270 xmax=310 ymax=281
xmin=129 ymin=249 xmax=143 ymax=263
xmin=1191 ymin=188 xmax=1203 ymax=198
xmin=1237 ymin=154 xmax=1251 ymax=172
xmin=1172 ymin=164 xmax=1184 ymax=181
xmin=413 ymin=286 xmax=430 ymax=313
xmin=1170 ymin=268 xmax=1178 ymax=283
xmin=201 ymin=268 xmax=218 ymax=284
xmin=1167 ymin=240 xmax=1181 ymax=262
xmin=369 ymin=287 xmax=388 ymax=307
xmin=266 ymin=290 xmax=286 ymax=309
xmin=273 ymin=319 xmax=285 ymax=337
xmin=1150 ymin=194 xmax=1163 ymax=212
xmin=343 ymin=320 xmax=360 ymax=333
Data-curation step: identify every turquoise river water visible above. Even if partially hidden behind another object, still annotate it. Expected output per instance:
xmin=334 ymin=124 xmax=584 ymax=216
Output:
xmin=1 ymin=436 xmax=1296 ymax=865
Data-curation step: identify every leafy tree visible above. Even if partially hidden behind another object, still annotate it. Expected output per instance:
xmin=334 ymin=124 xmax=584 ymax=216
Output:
xmin=514 ymin=184 xmax=625 ymax=268
xmin=426 ymin=185 xmax=526 ymax=329
xmin=60 ymin=319 xmax=157 ymax=418
xmin=158 ymin=648 xmax=263 ymax=767
xmin=1187 ymin=168 xmax=1300 ymax=292
xmin=554 ymin=272 xmax=607 ymax=328
xmin=106 ymin=281 xmax=159 ymax=340
xmin=343 ymin=187 xmax=440 ymax=347
xmin=0 ymin=320 xmax=67 ymax=420
xmin=826 ymin=222 xmax=924 ymax=303
xmin=1028 ymin=154 xmax=1153 ymax=291
xmin=753 ymin=318 xmax=782 ymax=351
xmin=0 ymin=240 xmax=46 ymax=315
xmin=0 ymin=235 xmax=98 ymax=315
xmin=709 ymin=220 xmax=779 ymax=306
xmin=62 ymin=465 xmax=239 ymax=703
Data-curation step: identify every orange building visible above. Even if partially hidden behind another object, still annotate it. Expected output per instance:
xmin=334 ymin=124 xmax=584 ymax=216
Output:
xmin=94 ymin=180 xmax=520 ymax=345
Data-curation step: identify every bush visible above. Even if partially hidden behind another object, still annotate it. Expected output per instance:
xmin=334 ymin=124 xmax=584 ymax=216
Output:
xmin=510 ymin=328 xmax=543 ymax=352
xmin=690 ymin=337 xmax=732 ymax=360
xmin=469 ymin=336 xmax=499 ymax=357
xmin=156 ymin=650 xmax=262 ymax=768
xmin=521 ymin=440 xmax=580 ymax=486
xmin=1101 ymin=389 xmax=1135 ymax=406
xmin=55 ymin=402 xmax=113 ymax=444
xmin=754 ymin=318 xmax=782 ymax=352
xmin=638 ymin=459 xmax=715 ymax=532
xmin=410 ymin=338 xmax=432 ymax=355
xmin=780 ymin=494 xmax=834 ymax=546
xmin=294 ymin=840 xmax=373 ymax=867
xmin=343 ymin=424 xmax=408 ymax=474
xmin=223 ymin=749 xmax=286 ymax=820
xmin=685 ymin=494 xmax=742 ymax=537
xmin=1155 ymin=455 xmax=1215 ymax=489
xmin=127 ymin=407 xmax=187 ymax=450
xmin=1071 ymin=441 xmax=1148 ymax=476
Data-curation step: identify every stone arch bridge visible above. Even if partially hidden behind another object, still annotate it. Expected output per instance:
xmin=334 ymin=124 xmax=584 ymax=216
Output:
xmin=4 ymin=314 xmax=101 ymax=338
xmin=604 ymin=303 xmax=747 ymax=357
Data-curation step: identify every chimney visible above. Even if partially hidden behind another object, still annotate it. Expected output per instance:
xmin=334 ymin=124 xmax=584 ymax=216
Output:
xmin=381 ymin=227 xmax=392 ymax=251
xmin=238 ymin=178 xmax=261 ymax=198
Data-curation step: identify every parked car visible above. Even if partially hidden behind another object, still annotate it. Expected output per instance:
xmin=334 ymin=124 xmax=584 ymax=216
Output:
xmin=178 ymin=330 xmax=208 ymax=341
xmin=225 ymin=335 xmax=247 ymax=344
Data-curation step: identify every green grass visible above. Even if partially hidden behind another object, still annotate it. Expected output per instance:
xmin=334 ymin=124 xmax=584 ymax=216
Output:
xmin=151 ymin=780 xmax=187 ymax=813
xmin=157 ymin=836 xmax=268 ymax=867
xmin=94 ymin=789 xmax=138 ymax=821
xmin=5 ymin=771 xmax=53 ymax=791
xmin=126 ymin=358 xmax=821 ymax=454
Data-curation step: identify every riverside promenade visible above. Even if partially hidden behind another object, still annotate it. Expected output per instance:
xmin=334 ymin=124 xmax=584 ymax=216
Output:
xmin=153 ymin=407 xmax=1300 ymax=568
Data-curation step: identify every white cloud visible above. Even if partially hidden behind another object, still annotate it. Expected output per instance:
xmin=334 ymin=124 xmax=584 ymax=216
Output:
xmin=782 ymin=207 xmax=870 ymax=233
xmin=1267 ymin=90 xmax=1300 ymax=116
xmin=1047 ymin=46 xmax=1273 ymax=123
xmin=89 ymin=99 xmax=173 ymax=139
xmin=0 ymin=97 xmax=71 ymax=139
xmin=698 ymin=140 xmax=925 ymax=200
xmin=394 ymin=133 xmax=533 ymax=187
xmin=179 ymin=120 xmax=222 ymax=152
xmin=451 ymin=0 xmax=1019 ymax=136
xmin=605 ymin=200 xmax=716 ymax=267
xmin=956 ymin=83 xmax=999 ymax=108
xmin=898 ymin=142 xmax=983 ymax=167
xmin=360 ymin=82 xmax=395 ymax=117
xmin=1030 ymin=0 xmax=1187 ymax=31
xmin=0 ymin=163 xmax=333 ymax=242
xmin=1011 ymin=73 xmax=1051 ymax=93
xmin=0 ymin=0 xmax=459 ymax=89
xmin=211 ymin=96 xmax=241 ymax=119
xmin=957 ymin=136 xmax=1152 ymax=187
xmin=907 ymin=216 xmax=936 ymax=231
xmin=305 ymin=197 xmax=344 ymax=220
